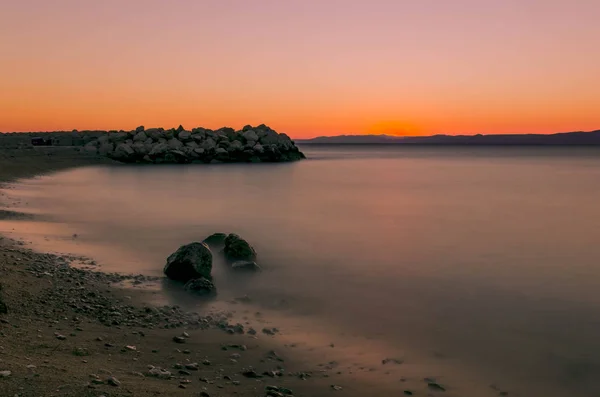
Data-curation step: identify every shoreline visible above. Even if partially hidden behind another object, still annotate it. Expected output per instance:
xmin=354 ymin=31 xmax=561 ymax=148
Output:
xmin=0 ymin=147 xmax=420 ymax=397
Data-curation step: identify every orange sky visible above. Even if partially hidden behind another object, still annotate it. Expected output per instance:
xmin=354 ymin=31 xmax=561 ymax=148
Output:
xmin=1 ymin=0 xmax=599 ymax=138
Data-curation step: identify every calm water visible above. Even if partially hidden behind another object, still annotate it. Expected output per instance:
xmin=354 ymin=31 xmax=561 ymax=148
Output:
xmin=3 ymin=145 xmax=600 ymax=396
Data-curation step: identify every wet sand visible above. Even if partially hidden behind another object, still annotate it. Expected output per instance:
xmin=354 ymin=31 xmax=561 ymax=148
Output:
xmin=0 ymin=145 xmax=458 ymax=397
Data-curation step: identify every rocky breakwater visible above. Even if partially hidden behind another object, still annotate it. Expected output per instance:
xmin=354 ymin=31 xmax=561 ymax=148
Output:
xmin=83 ymin=124 xmax=305 ymax=164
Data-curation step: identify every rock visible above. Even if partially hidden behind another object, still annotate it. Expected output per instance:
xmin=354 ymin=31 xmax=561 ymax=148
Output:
xmin=184 ymin=362 xmax=199 ymax=371
xmin=163 ymin=242 xmax=213 ymax=282
xmin=231 ymin=260 xmax=261 ymax=272
xmin=331 ymin=385 xmax=343 ymax=391
xmin=203 ymin=233 xmax=227 ymax=248
xmin=167 ymin=138 xmax=184 ymax=150
xmin=202 ymin=138 xmax=217 ymax=151
xmin=56 ymin=334 xmax=67 ymax=340
xmin=229 ymin=140 xmax=243 ymax=151
xmin=146 ymin=128 xmax=164 ymax=140
xmin=133 ymin=131 xmax=148 ymax=142
xmin=0 ymin=298 xmax=7 ymax=314
xmin=147 ymin=367 xmax=171 ymax=379
xmin=173 ymin=336 xmax=186 ymax=344
xmin=427 ymin=382 xmax=446 ymax=391
xmin=403 ymin=391 xmax=413 ymax=396
xmin=223 ymin=234 xmax=257 ymax=262
xmin=242 ymin=129 xmax=258 ymax=142
xmin=0 ymin=370 xmax=11 ymax=378
xmin=108 ymin=132 xmax=128 ymax=143
xmin=178 ymin=131 xmax=191 ymax=141
xmin=149 ymin=142 xmax=169 ymax=156
xmin=98 ymin=142 xmax=114 ymax=155
xmin=266 ymin=385 xmax=293 ymax=395
xmin=184 ymin=278 xmax=216 ymax=296
xmin=112 ymin=143 xmax=134 ymax=160
xmin=242 ymin=369 xmax=260 ymax=378
xmin=262 ymin=328 xmax=277 ymax=335
xmin=107 ymin=376 xmax=121 ymax=386
xmin=83 ymin=143 xmax=97 ymax=153
xmin=135 ymin=125 xmax=145 ymax=132
xmin=132 ymin=142 xmax=147 ymax=155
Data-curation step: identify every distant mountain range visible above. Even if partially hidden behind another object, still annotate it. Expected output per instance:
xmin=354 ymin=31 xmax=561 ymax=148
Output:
xmin=296 ymin=130 xmax=600 ymax=145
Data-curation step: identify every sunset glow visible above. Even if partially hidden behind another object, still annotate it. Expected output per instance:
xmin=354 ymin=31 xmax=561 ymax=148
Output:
xmin=1 ymin=0 xmax=599 ymax=138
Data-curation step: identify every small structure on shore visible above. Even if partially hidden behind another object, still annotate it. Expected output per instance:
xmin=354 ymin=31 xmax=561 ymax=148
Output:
xmin=31 ymin=137 xmax=52 ymax=146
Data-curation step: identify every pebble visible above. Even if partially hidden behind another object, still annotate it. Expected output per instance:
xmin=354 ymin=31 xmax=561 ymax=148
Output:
xmin=0 ymin=370 xmax=11 ymax=377
xmin=242 ymin=369 xmax=260 ymax=378
xmin=107 ymin=376 xmax=121 ymax=386
xmin=147 ymin=367 xmax=172 ymax=379
xmin=331 ymin=385 xmax=343 ymax=391
xmin=55 ymin=334 xmax=66 ymax=340
xmin=185 ymin=363 xmax=199 ymax=371
xmin=427 ymin=382 xmax=446 ymax=391
xmin=173 ymin=336 xmax=186 ymax=344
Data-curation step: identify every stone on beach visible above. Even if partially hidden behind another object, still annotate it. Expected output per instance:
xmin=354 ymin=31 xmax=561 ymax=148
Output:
xmin=163 ymin=242 xmax=213 ymax=282
xmin=184 ymin=277 xmax=216 ymax=296
xmin=223 ymin=234 xmax=257 ymax=262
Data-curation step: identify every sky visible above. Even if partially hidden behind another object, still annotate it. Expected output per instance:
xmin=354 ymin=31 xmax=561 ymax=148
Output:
xmin=1 ymin=0 xmax=599 ymax=138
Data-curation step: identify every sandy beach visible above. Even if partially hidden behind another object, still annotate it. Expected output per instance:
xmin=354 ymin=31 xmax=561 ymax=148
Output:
xmin=0 ymin=145 xmax=429 ymax=397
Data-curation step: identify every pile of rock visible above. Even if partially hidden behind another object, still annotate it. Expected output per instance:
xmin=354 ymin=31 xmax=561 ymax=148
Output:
xmin=164 ymin=233 xmax=260 ymax=296
xmin=83 ymin=124 xmax=305 ymax=164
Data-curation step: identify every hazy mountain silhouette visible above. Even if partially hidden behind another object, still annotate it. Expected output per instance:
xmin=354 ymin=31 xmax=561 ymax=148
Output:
xmin=298 ymin=130 xmax=600 ymax=145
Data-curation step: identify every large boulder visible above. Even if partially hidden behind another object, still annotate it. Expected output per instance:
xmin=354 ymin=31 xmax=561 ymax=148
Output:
xmin=203 ymin=233 xmax=227 ymax=248
xmin=112 ymin=143 xmax=134 ymax=160
xmin=184 ymin=277 xmax=216 ymax=296
xmin=228 ymin=140 xmax=243 ymax=152
xmin=168 ymin=138 xmax=184 ymax=150
xmin=164 ymin=242 xmax=213 ymax=282
xmin=98 ymin=142 xmax=114 ymax=155
xmin=178 ymin=130 xmax=191 ymax=142
xmin=149 ymin=142 xmax=169 ymax=157
xmin=133 ymin=131 xmax=148 ymax=142
xmin=223 ymin=234 xmax=257 ymax=261
xmin=108 ymin=132 xmax=128 ymax=143
xmin=201 ymin=138 xmax=216 ymax=151
xmin=242 ymin=129 xmax=258 ymax=142
xmin=146 ymin=128 xmax=164 ymax=141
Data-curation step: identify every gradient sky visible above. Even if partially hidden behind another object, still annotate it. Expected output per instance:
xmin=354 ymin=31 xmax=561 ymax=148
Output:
xmin=1 ymin=0 xmax=599 ymax=138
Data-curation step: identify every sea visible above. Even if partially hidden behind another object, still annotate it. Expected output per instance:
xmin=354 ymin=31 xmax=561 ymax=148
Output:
xmin=2 ymin=145 xmax=600 ymax=396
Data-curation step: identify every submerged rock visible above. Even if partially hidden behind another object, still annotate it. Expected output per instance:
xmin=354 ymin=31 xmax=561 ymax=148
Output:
xmin=163 ymin=243 xmax=212 ymax=282
xmin=231 ymin=260 xmax=261 ymax=272
xmin=203 ymin=233 xmax=228 ymax=249
xmin=184 ymin=277 xmax=216 ymax=296
xmin=223 ymin=234 xmax=257 ymax=262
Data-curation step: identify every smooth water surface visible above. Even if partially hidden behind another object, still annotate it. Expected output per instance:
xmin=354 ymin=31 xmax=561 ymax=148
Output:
xmin=3 ymin=145 xmax=600 ymax=396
